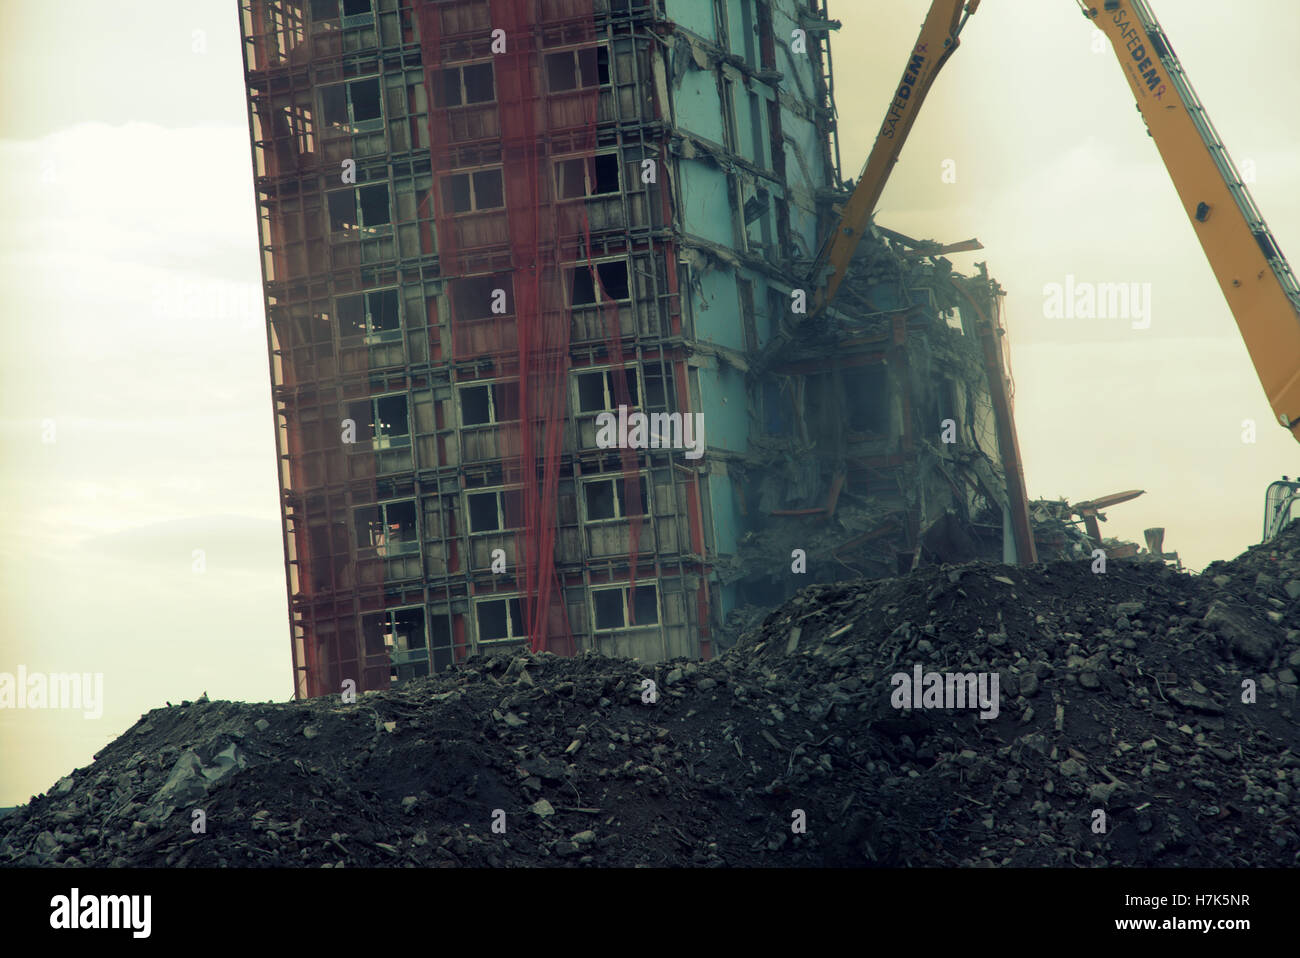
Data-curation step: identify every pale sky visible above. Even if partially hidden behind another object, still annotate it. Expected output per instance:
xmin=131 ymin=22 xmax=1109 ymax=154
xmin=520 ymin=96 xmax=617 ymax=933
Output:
xmin=1 ymin=1 xmax=1297 ymax=805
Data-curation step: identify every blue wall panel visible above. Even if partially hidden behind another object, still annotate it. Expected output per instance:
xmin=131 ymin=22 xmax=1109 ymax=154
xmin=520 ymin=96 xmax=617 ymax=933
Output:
xmin=674 ymin=69 xmax=725 ymax=144
xmin=664 ymin=0 xmax=716 ymax=41
xmin=679 ymin=163 xmax=734 ymax=247
xmin=699 ymin=363 xmax=750 ymax=454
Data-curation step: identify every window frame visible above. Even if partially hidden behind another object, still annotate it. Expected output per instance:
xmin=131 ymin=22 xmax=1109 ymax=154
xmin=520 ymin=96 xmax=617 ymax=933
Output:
xmin=474 ymin=595 xmax=527 ymax=645
xmin=566 ymin=258 xmax=632 ymax=307
xmin=320 ymin=75 xmax=384 ymax=134
xmin=553 ymin=151 xmax=621 ymax=201
xmin=544 ymin=45 xmax=613 ymax=94
xmin=465 ymin=486 xmax=525 ymax=535
xmin=572 ymin=366 xmax=640 ymax=414
xmin=581 ymin=473 xmax=649 ymax=523
xmin=362 ymin=605 xmax=427 ymax=664
xmin=337 ymin=286 xmax=402 ymax=344
xmin=440 ymin=165 xmax=506 ymax=215
xmin=347 ymin=392 xmax=411 ymax=449
xmin=354 ymin=497 xmax=420 ymax=556
xmin=591 ymin=583 xmax=660 ymax=632
xmin=457 ymin=379 xmax=520 ymax=428
xmin=440 ymin=61 xmax=496 ymax=107
xmin=326 ymin=182 xmax=392 ymax=234
xmin=311 ymin=0 xmax=375 ymax=28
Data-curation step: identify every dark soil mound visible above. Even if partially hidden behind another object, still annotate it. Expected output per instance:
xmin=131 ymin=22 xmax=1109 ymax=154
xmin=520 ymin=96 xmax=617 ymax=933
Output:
xmin=5 ymin=527 xmax=1298 ymax=867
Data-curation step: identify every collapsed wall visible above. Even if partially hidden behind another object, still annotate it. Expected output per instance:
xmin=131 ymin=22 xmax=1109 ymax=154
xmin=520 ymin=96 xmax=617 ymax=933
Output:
xmin=715 ymin=227 xmax=1018 ymax=647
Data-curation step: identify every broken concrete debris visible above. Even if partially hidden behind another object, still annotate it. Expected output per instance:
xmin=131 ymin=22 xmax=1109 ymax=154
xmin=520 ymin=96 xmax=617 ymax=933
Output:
xmin=730 ymin=228 xmax=1017 ymax=607
xmin=729 ymin=226 xmax=1175 ymax=611
xmin=1031 ymin=494 xmax=1178 ymax=566
xmin=3 ymin=523 xmax=1297 ymax=868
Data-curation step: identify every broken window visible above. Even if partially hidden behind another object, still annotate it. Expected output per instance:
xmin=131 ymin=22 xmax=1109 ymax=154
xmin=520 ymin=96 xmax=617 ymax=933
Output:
xmin=592 ymin=584 xmax=658 ymax=631
xmin=721 ymin=77 xmax=738 ymax=151
xmin=555 ymin=153 xmax=620 ymax=200
xmin=392 ymin=610 xmax=424 ymax=656
xmin=643 ymin=364 xmax=672 ymax=410
xmin=583 ymin=475 xmax=648 ymax=521
xmin=575 ymin=368 xmax=638 ymax=413
xmin=320 ymin=77 xmax=383 ymax=132
xmin=476 ymin=596 xmax=526 ymax=643
xmin=460 ymin=386 xmax=490 ymax=426
xmin=375 ymin=394 xmax=410 ymax=445
xmin=738 ymin=0 xmax=756 ymax=65
xmin=466 ymin=488 xmax=524 ymax=533
xmin=459 ymin=381 xmax=519 ymax=426
xmin=440 ymin=62 xmax=495 ymax=107
xmin=450 ymin=274 xmax=512 ymax=320
xmin=363 ymin=607 xmax=424 ymax=654
xmin=441 ymin=168 xmax=505 ymax=214
xmin=284 ymin=303 xmax=332 ymax=347
xmin=312 ymin=0 xmax=373 ymax=22
xmin=358 ymin=184 xmax=390 ymax=226
xmin=569 ymin=260 xmax=630 ymax=305
xmin=743 ymin=187 xmax=770 ymax=226
xmin=570 ymin=266 xmax=596 ymax=306
xmin=592 ymin=153 xmax=620 ymax=193
xmin=280 ymin=104 xmax=315 ymax=156
xmin=428 ymin=614 xmax=454 ymax=674
xmin=363 ymin=607 xmax=427 ymax=685
xmin=595 ymin=261 xmax=629 ymax=299
xmin=327 ymin=183 xmax=390 ymax=232
xmin=545 ymin=47 xmax=611 ymax=92
xmin=337 ymin=287 xmax=400 ymax=341
xmin=354 ymin=499 xmax=418 ymax=555
xmin=349 ymin=394 xmax=409 ymax=446
xmin=844 ymin=365 xmax=890 ymax=436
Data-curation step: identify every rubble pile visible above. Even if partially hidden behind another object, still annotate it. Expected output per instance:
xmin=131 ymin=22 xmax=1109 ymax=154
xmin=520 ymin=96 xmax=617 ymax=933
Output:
xmin=3 ymin=526 xmax=1298 ymax=868
xmin=1030 ymin=498 xmax=1092 ymax=560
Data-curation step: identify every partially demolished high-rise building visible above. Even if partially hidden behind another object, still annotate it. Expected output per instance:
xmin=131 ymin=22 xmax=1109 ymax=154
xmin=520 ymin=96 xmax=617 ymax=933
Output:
xmin=239 ymin=0 xmax=1026 ymax=699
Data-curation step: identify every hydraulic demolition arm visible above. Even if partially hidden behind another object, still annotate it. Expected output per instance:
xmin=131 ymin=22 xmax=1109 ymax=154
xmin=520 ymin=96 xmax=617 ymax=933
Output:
xmin=807 ymin=0 xmax=980 ymax=318
xmin=812 ymin=0 xmax=1300 ymax=443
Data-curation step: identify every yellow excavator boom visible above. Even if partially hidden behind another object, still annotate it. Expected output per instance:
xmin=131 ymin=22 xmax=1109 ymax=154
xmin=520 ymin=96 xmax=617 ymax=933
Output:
xmin=1086 ymin=0 xmax=1300 ymax=440
xmin=808 ymin=0 xmax=979 ymax=317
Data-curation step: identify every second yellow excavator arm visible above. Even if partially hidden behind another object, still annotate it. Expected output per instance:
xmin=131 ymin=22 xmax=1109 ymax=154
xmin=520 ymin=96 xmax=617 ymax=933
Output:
xmin=808 ymin=0 xmax=980 ymax=317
